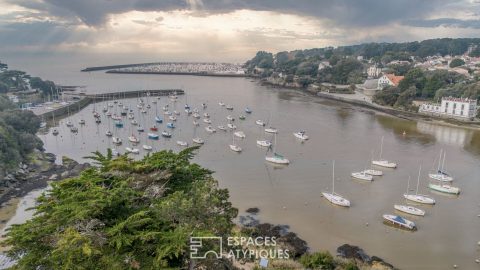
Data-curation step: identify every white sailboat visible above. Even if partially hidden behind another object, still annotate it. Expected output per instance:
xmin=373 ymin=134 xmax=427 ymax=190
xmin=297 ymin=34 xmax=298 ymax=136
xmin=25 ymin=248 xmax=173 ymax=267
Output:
xmin=205 ymin=125 xmax=216 ymax=133
xmin=322 ymin=160 xmax=350 ymax=207
xmin=428 ymin=149 xmax=453 ymax=182
xmin=265 ymin=133 xmax=289 ymax=164
xmin=372 ymin=136 xmax=397 ymax=168
xmin=351 ymin=171 xmax=373 ymax=181
xmin=229 ymin=133 xmax=242 ymax=152
xmin=255 ymin=120 xmax=266 ymax=126
xmin=264 ymin=127 xmax=278 ymax=134
xmin=176 ymin=140 xmax=188 ymax=147
xmin=142 ymin=144 xmax=153 ymax=151
xmin=364 ymin=150 xmax=383 ymax=176
xmin=234 ymin=131 xmax=246 ymax=138
xmin=394 ymin=177 xmax=426 ymax=216
xmin=227 ymin=123 xmax=237 ymax=130
xmin=192 ymin=137 xmax=204 ymax=144
xmin=404 ymin=166 xmax=436 ymax=205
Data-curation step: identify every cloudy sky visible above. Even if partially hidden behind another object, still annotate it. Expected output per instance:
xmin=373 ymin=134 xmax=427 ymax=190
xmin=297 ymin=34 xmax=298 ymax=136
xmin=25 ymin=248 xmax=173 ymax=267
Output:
xmin=1 ymin=0 xmax=480 ymax=64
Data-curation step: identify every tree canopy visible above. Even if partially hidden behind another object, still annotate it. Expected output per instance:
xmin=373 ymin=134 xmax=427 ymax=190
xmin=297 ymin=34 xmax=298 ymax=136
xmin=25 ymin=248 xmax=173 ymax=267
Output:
xmin=4 ymin=147 xmax=238 ymax=269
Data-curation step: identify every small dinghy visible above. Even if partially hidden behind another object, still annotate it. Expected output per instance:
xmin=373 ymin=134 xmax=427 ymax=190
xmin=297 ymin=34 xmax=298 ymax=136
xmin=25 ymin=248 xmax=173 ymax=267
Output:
xmin=227 ymin=123 xmax=237 ymax=130
xmin=226 ymin=105 xmax=234 ymax=110
xmin=245 ymin=107 xmax=252 ymax=114
xmin=142 ymin=145 xmax=153 ymax=151
xmin=226 ymin=115 xmax=234 ymax=121
xmin=155 ymin=116 xmax=163 ymax=123
xmin=217 ymin=125 xmax=227 ymax=131
xmin=203 ymin=118 xmax=212 ymax=124
xmin=105 ymin=130 xmax=113 ymax=137
xmin=192 ymin=137 xmax=204 ymax=144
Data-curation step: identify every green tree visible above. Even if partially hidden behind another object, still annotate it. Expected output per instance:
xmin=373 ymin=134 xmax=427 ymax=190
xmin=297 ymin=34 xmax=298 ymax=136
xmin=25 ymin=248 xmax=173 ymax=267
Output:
xmin=4 ymin=148 xmax=238 ymax=269
xmin=449 ymin=58 xmax=465 ymax=68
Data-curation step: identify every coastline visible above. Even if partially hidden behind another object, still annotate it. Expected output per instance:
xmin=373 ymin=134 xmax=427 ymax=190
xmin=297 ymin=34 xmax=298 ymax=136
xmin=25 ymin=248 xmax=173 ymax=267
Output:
xmin=259 ymin=80 xmax=480 ymax=130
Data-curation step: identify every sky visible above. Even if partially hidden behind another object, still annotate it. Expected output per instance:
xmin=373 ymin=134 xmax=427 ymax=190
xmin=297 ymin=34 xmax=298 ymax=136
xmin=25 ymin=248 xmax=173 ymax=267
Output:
xmin=1 ymin=0 xmax=480 ymax=65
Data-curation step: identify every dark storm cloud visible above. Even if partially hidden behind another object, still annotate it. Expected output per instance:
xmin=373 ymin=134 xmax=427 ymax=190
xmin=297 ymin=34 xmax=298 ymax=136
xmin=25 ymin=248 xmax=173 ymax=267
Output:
xmin=9 ymin=0 xmax=458 ymax=27
xmin=403 ymin=18 xmax=480 ymax=29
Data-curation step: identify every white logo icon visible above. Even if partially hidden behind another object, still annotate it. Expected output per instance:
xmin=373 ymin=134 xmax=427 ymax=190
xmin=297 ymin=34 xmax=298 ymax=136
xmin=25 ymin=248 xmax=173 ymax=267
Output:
xmin=189 ymin=237 xmax=223 ymax=259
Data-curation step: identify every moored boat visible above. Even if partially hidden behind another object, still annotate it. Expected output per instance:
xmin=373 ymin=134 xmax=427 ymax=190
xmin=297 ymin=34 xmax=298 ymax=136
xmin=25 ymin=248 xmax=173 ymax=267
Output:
xmin=428 ymin=183 xmax=460 ymax=195
xmin=394 ymin=205 xmax=425 ymax=216
xmin=383 ymin=214 xmax=416 ymax=230
xmin=351 ymin=171 xmax=373 ymax=181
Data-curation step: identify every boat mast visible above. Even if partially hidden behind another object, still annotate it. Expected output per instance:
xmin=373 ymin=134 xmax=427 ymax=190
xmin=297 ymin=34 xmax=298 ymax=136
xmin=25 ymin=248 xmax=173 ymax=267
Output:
xmin=332 ymin=160 xmax=335 ymax=194
xmin=441 ymin=151 xmax=446 ymax=173
xmin=437 ymin=149 xmax=442 ymax=172
xmin=379 ymin=136 xmax=384 ymax=160
xmin=416 ymin=165 xmax=421 ymax=195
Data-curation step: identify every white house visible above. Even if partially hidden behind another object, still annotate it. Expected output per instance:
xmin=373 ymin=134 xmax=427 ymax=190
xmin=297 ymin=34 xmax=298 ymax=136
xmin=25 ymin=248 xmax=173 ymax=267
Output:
xmin=419 ymin=97 xmax=478 ymax=119
xmin=378 ymin=74 xmax=404 ymax=89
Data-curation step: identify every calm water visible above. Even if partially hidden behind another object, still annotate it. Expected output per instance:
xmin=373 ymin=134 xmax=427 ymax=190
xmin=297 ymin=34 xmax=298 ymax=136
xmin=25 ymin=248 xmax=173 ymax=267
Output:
xmin=14 ymin=68 xmax=480 ymax=269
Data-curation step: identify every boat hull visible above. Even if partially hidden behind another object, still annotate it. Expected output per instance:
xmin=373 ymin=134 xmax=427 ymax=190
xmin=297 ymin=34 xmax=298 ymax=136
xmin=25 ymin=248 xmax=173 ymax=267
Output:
xmin=428 ymin=183 xmax=460 ymax=195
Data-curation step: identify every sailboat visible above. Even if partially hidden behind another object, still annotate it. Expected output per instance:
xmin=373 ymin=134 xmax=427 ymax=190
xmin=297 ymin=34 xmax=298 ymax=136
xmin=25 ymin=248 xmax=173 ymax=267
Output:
xmin=351 ymin=170 xmax=373 ymax=181
xmin=234 ymin=131 xmax=246 ymax=138
xmin=428 ymin=182 xmax=460 ymax=195
xmin=404 ymin=166 xmax=436 ymax=204
xmin=394 ymin=177 xmax=425 ymax=216
xmin=372 ymin=136 xmax=397 ymax=168
xmin=176 ymin=140 xmax=188 ymax=147
xmin=112 ymin=136 xmax=122 ymax=145
xmin=51 ymin=111 xmax=59 ymax=136
xmin=428 ymin=149 xmax=453 ymax=182
xmin=255 ymin=120 xmax=266 ymax=126
xmin=217 ymin=125 xmax=227 ymax=131
xmin=322 ymin=160 xmax=350 ymax=207
xmin=364 ymin=151 xmax=383 ymax=176
xmin=264 ymin=127 xmax=278 ymax=134
xmin=205 ymin=126 xmax=216 ymax=133
xmin=226 ymin=115 xmax=234 ymax=121
xmin=142 ymin=144 xmax=153 ymax=151
xmin=105 ymin=130 xmax=113 ymax=137
xmin=229 ymin=132 xmax=242 ymax=152
xmin=128 ymin=135 xmax=140 ymax=143
xmin=265 ymin=133 xmax=289 ymax=164
xmin=227 ymin=123 xmax=237 ymax=130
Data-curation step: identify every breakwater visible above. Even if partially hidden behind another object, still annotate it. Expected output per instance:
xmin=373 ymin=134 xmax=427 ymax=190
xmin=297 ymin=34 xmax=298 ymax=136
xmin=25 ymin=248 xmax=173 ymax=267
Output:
xmin=38 ymin=89 xmax=183 ymax=120
xmin=106 ymin=70 xmax=247 ymax=77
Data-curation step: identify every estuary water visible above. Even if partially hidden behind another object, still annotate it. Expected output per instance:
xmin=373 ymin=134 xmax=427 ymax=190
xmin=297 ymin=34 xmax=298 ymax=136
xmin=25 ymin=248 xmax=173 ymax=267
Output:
xmin=7 ymin=63 xmax=480 ymax=269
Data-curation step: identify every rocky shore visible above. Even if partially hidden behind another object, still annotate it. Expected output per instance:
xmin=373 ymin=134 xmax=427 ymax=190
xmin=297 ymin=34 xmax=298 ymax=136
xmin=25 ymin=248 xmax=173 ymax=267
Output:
xmin=0 ymin=149 xmax=90 ymax=205
xmin=239 ymin=208 xmax=396 ymax=270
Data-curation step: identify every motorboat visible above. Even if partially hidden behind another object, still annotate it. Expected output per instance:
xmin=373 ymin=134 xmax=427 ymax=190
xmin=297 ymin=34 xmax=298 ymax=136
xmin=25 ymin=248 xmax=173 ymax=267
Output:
xmin=148 ymin=133 xmax=159 ymax=140
xmin=293 ymin=131 xmax=309 ymax=140
xmin=78 ymin=119 xmax=85 ymax=125
xmin=245 ymin=107 xmax=252 ymax=114
xmin=205 ymin=126 xmax=216 ymax=133
xmin=161 ymin=131 xmax=172 ymax=138
xmin=166 ymin=123 xmax=175 ymax=129
xmin=383 ymin=214 xmax=416 ymax=230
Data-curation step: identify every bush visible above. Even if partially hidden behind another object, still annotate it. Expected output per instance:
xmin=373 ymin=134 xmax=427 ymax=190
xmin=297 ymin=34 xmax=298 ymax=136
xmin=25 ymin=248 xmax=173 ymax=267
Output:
xmin=299 ymin=251 xmax=335 ymax=270
xmin=449 ymin=58 xmax=465 ymax=68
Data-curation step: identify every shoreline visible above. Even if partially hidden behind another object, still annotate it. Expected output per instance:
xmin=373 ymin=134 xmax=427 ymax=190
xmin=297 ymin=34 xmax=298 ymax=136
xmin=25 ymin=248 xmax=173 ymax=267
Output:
xmin=259 ymin=80 xmax=480 ymax=130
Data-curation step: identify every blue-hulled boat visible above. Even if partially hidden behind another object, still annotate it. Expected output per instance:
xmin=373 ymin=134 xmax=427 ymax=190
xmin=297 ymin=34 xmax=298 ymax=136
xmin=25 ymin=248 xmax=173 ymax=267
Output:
xmin=148 ymin=133 xmax=159 ymax=140
xmin=115 ymin=121 xmax=123 ymax=128
xmin=167 ymin=122 xmax=175 ymax=129
xmin=155 ymin=116 xmax=163 ymax=123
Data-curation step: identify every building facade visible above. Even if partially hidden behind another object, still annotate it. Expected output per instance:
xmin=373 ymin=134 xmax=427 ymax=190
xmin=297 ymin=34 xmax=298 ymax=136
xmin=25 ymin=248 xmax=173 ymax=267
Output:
xmin=419 ymin=97 xmax=478 ymax=119
xmin=378 ymin=73 xmax=404 ymax=89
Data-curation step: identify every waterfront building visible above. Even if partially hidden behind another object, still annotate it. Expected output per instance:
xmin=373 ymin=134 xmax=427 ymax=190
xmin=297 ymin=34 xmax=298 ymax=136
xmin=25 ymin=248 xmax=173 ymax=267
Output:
xmin=367 ymin=65 xmax=382 ymax=78
xmin=419 ymin=96 xmax=478 ymax=119
xmin=377 ymin=73 xmax=404 ymax=89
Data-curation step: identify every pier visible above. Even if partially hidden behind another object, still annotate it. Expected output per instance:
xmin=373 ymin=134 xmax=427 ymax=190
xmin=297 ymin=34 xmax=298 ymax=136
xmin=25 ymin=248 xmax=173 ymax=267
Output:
xmin=33 ymin=89 xmax=183 ymax=120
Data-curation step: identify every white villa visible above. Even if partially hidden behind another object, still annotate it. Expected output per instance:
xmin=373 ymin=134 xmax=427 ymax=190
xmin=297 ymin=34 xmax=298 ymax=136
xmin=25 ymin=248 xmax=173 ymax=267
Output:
xmin=419 ymin=97 xmax=478 ymax=119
